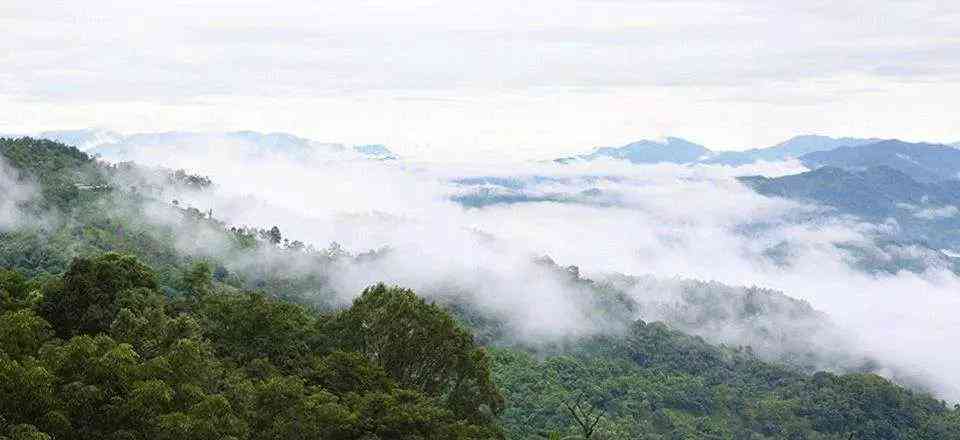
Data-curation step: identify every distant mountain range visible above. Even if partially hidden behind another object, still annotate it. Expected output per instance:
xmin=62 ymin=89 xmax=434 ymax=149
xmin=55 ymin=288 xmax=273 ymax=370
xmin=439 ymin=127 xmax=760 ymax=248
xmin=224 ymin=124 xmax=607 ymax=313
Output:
xmin=553 ymin=135 xmax=960 ymax=266
xmin=800 ymin=140 xmax=960 ymax=183
xmin=35 ymin=128 xmax=125 ymax=150
xmin=740 ymin=166 xmax=960 ymax=252
xmin=12 ymin=130 xmax=955 ymax=167
xmin=704 ymin=135 xmax=882 ymax=165
xmin=562 ymin=135 xmax=884 ymax=165
xmin=740 ymin=166 xmax=958 ymax=219
xmin=562 ymin=136 xmax=960 ymax=180
xmin=557 ymin=137 xmax=711 ymax=164
xmin=2 ymin=129 xmax=397 ymax=161
xmin=736 ymin=139 xmax=960 ymax=252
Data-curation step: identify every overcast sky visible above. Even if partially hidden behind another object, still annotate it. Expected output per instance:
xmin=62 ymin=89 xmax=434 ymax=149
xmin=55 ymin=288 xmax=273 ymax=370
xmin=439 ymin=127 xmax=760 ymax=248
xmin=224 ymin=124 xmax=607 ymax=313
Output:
xmin=2 ymin=0 xmax=959 ymax=160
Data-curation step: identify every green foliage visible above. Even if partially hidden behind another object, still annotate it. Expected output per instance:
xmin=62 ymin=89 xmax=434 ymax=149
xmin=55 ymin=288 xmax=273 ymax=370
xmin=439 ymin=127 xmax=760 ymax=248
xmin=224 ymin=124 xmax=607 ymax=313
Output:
xmin=0 ymin=269 xmax=39 ymax=312
xmin=197 ymin=290 xmax=319 ymax=369
xmin=491 ymin=322 xmax=959 ymax=439
xmin=0 ymin=137 xmax=103 ymax=212
xmin=0 ymin=310 xmax=52 ymax=359
xmin=39 ymin=253 xmax=157 ymax=337
xmin=1 ymin=424 xmax=53 ymax=440
xmin=0 ymin=254 xmax=502 ymax=439
xmin=179 ymin=261 xmax=213 ymax=298
xmin=331 ymin=284 xmax=505 ymax=424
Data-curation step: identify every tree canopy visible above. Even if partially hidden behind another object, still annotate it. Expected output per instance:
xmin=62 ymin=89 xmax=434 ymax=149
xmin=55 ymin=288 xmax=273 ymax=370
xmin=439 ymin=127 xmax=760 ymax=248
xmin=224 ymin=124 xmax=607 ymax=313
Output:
xmin=0 ymin=253 xmax=503 ymax=439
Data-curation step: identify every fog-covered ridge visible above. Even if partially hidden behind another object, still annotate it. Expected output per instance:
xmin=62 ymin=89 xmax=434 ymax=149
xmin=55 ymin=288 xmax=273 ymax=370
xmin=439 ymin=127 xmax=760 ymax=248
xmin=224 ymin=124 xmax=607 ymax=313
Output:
xmin=561 ymin=134 xmax=890 ymax=165
xmin=800 ymin=139 xmax=960 ymax=183
xmin=13 ymin=129 xmax=398 ymax=161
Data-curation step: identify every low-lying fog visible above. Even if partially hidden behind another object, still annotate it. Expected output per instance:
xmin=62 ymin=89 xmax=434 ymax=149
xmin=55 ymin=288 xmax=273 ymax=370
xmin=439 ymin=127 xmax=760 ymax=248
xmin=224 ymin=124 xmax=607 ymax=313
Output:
xmin=95 ymin=138 xmax=960 ymax=401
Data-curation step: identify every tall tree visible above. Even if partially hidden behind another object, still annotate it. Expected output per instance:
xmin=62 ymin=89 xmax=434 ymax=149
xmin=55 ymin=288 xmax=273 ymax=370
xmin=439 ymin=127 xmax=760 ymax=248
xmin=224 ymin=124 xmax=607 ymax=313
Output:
xmin=331 ymin=284 xmax=505 ymax=425
xmin=40 ymin=253 xmax=157 ymax=337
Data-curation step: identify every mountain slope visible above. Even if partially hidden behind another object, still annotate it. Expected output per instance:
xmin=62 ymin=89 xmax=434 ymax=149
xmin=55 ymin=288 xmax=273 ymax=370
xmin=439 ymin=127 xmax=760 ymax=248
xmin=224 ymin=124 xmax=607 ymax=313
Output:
xmin=800 ymin=140 xmax=960 ymax=183
xmin=22 ymin=129 xmax=398 ymax=161
xmin=563 ymin=137 xmax=711 ymax=164
xmin=740 ymin=166 xmax=931 ymax=218
xmin=740 ymin=166 xmax=960 ymax=250
xmin=560 ymin=135 xmax=882 ymax=166
xmin=352 ymin=143 xmax=398 ymax=159
xmin=706 ymin=135 xmax=881 ymax=165
xmin=94 ymin=130 xmax=323 ymax=161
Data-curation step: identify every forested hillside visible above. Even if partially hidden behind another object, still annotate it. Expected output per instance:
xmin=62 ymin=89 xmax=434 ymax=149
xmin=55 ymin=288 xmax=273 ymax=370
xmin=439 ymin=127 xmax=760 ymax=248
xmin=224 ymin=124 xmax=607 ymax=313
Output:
xmin=2 ymin=137 xmax=960 ymax=439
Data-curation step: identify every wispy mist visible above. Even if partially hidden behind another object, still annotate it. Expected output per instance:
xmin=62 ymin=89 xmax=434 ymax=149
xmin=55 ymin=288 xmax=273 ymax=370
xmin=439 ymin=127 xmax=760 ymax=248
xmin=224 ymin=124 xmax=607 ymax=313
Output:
xmin=96 ymin=138 xmax=960 ymax=400
xmin=0 ymin=158 xmax=37 ymax=231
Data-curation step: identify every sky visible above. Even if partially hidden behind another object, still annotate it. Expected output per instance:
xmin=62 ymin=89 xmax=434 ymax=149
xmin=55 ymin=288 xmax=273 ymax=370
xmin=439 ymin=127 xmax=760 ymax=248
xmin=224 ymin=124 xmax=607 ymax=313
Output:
xmin=2 ymin=0 xmax=959 ymax=161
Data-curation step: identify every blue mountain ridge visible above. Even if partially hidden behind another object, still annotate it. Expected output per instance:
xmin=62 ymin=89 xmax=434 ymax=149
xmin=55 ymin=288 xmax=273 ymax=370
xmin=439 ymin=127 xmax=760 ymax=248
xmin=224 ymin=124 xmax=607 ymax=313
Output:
xmin=561 ymin=135 xmax=882 ymax=165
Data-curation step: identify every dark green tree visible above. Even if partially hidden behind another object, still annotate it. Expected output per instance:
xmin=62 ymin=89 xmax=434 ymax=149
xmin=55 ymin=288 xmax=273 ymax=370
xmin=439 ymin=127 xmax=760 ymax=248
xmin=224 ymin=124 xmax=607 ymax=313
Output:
xmin=39 ymin=253 xmax=157 ymax=337
xmin=331 ymin=284 xmax=505 ymax=425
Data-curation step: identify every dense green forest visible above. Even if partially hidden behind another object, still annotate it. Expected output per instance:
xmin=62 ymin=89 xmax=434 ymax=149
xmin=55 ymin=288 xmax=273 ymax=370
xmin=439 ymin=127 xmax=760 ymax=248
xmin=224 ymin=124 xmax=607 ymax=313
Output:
xmin=2 ymin=137 xmax=960 ymax=439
